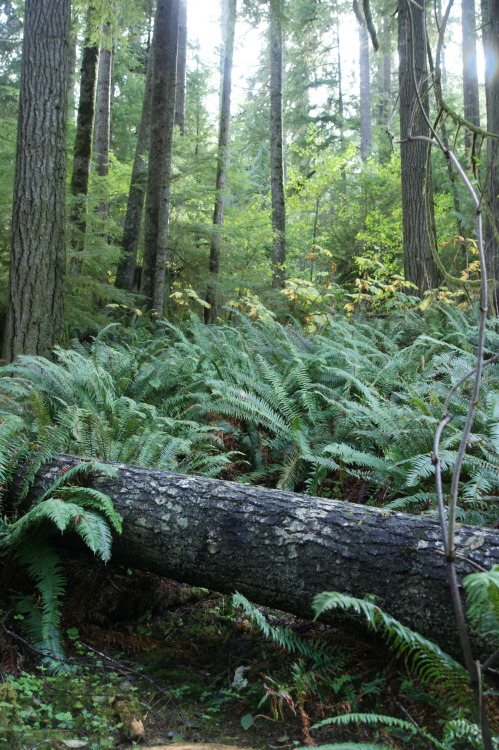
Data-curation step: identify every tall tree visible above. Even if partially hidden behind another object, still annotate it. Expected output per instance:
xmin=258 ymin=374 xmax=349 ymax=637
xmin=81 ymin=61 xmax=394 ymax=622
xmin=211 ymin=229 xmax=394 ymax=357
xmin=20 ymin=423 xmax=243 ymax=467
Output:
xmin=398 ymin=0 xmax=439 ymax=293
xmin=69 ymin=6 xmax=100 ymax=260
xmin=462 ymin=0 xmax=480 ymax=148
xmin=115 ymin=48 xmax=154 ymax=291
xmin=205 ymin=0 xmax=237 ymax=323
xmin=141 ymin=0 xmax=180 ymax=312
xmin=174 ymin=0 xmax=188 ymax=135
xmin=481 ymin=0 xmax=499 ymax=310
xmin=94 ymin=22 xmax=113 ymax=180
xmin=270 ymin=0 xmax=286 ymax=289
xmin=94 ymin=21 xmax=113 ymax=224
xmin=354 ymin=1 xmax=372 ymax=161
xmin=3 ymin=0 xmax=70 ymax=361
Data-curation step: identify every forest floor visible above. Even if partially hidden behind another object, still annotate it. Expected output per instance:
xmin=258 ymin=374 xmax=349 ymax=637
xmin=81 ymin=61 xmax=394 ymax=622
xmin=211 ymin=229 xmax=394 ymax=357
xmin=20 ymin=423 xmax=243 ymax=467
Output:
xmin=4 ymin=554 xmax=491 ymax=750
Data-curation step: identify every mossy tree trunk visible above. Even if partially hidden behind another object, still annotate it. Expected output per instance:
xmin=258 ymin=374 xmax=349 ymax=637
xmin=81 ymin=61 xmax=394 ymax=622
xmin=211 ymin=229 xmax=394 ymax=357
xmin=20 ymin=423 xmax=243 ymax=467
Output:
xmin=2 ymin=0 xmax=70 ymax=362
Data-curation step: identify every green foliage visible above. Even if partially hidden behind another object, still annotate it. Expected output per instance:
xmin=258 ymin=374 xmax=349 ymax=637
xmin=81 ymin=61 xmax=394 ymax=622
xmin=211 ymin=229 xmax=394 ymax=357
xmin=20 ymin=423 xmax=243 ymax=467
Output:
xmin=0 ymin=457 xmax=120 ymax=665
xmin=0 ymin=665 xmax=137 ymax=748
xmin=312 ymin=592 xmax=470 ymax=705
xmin=233 ymin=592 xmax=341 ymax=667
xmin=463 ymin=565 xmax=499 ymax=647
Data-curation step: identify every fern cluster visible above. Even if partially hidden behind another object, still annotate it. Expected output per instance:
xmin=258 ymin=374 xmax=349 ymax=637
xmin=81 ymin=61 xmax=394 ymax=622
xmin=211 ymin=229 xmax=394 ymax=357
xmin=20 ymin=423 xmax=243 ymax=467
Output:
xmin=72 ymin=304 xmax=499 ymax=524
xmin=5 ymin=304 xmax=497 ymax=522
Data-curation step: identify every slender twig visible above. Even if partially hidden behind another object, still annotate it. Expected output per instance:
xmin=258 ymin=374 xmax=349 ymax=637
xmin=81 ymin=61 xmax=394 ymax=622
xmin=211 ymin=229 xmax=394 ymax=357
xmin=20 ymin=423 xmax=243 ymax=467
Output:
xmin=400 ymin=1 xmax=495 ymax=745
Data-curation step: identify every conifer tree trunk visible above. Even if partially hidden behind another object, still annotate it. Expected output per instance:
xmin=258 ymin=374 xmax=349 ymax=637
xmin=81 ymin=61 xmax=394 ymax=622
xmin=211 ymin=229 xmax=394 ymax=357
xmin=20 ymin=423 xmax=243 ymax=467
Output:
xmin=141 ymin=0 xmax=180 ymax=313
xmin=270 ymin=0 xmax=286 ymax=289
xmin=94 ymin=24 xmax=112 ymax=179
xmin=69 ymin=7 xmax=100 ymax=262
xmin=3 ymin=0 xmax=70 ymax=362
xmin=115 ymin=50 xmax=154 ymax=292
xmin=378 ymin=16 xmax=392 ymax=126
xmin=357 ymin=11 xmax=372 ymax=161
xmin=462 ymin=0 xmax=480 ymax=149
xmin=481 ymin=0 xmax=499 ymax=311
xmin=398 ymin=0 xmax=440 ymax=294
xmin=205 ymin=0 xmax=237 ymax=324
xmin=174 ymin=0 xmax=188 ymax=135
xmin=94 ymin=23 xmax=113 ymax=225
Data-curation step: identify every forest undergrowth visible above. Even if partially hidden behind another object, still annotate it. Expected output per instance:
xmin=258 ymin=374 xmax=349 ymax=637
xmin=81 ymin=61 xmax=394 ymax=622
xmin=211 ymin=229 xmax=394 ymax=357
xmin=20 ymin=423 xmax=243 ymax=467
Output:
xmin=1 ymin=304 xmax=499 ymax=749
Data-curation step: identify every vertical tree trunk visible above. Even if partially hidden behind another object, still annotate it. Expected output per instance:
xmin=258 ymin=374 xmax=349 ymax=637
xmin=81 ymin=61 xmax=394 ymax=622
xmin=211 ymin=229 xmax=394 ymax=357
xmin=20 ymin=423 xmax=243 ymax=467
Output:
xmin=205 ymin=0 xmax=237 ymax=324
xmin=175 ymin=0 xmax=188 ymax=135
xmin=398 ymin=0 xmax=440 ymax=294
xmin=68 ymin=16 xmax=78 ymax=122
xmin=3 ymin=0 xmax=70 ymax=362
xmin=69 ymin=7 xmax=100 ymax=261
xmin=115 ymin=50 xmax=154 ymax=291
xmin=141 ymin=0 xmax=180 ymax=313
xmin=358 ymin=13 xmax=372 ymax=161
xmin=270 ymin=0 xmax=286 ymax=289
xmin=94 ymin=22 xmax=113 ymax=225
xmin=481 ymin=0 xmax=499 ymax=311
xmin=462 ymin=0 xmax=481 ymax=149
xmin=379 ymin=16 xmax=392 ymax=126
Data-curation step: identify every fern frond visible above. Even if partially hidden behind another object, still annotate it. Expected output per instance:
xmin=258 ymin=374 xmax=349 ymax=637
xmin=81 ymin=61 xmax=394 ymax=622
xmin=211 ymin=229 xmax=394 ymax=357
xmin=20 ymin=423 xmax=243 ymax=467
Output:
xmin=73 ymin=509 xmax=114 ymax=561
xmin=312 ymin=592 xmax=470 ymax=705
xmin=232 ymin=592 xmax=341 ymax=668
xmin=311 ymin=712 xmax=446 ymax=749
xmin=463 ymin=565 xmax=499 ymax=646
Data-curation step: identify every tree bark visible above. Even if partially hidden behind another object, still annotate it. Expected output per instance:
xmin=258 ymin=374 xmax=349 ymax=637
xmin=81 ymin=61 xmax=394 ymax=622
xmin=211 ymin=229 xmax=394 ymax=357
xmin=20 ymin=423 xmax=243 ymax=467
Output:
xmin=398 ymin=0 xmax=440 ymax=295
xmin=141 ymin=0 xmax=180 ymax=313
xmin=94 ymin=23 xmax=113 ymax=227
xmin=174 ymin=0 xmax=188 ymax=135
xmin=2 ymin=0 xmax=70 ymax=362
xmin=30 ymin=454 xmax=499 ymax=657
xmin=462 ymin=0 xmax=481 ymax=149
xmin=69 ymin=7 xmax=100 ymax=261
xmin=270 ymin=0 xmax=286 ymax=289
xmin=205 ymin=0 xmax=237 ymax=324
xmin=94 ymin=25 xmax=112 ymax=180
xmin=481 ymin=0 xmax=499 ymax=311
xmin=358 ymin=17 xmax=372 ymax=161
xmin=115 ymin=49 xmax=154 ymax=291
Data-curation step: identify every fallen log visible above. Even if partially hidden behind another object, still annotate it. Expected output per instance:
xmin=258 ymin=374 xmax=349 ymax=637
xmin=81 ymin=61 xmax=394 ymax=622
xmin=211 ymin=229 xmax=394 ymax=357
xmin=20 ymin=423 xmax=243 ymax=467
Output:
xmin=30 ymin=454 xmax=498 ymax=656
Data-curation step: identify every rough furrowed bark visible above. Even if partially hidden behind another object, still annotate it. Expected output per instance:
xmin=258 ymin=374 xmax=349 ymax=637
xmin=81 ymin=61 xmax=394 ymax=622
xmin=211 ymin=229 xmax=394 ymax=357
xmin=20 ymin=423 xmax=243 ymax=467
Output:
xmin=30 ymin=455 xmax=498 ymax=657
